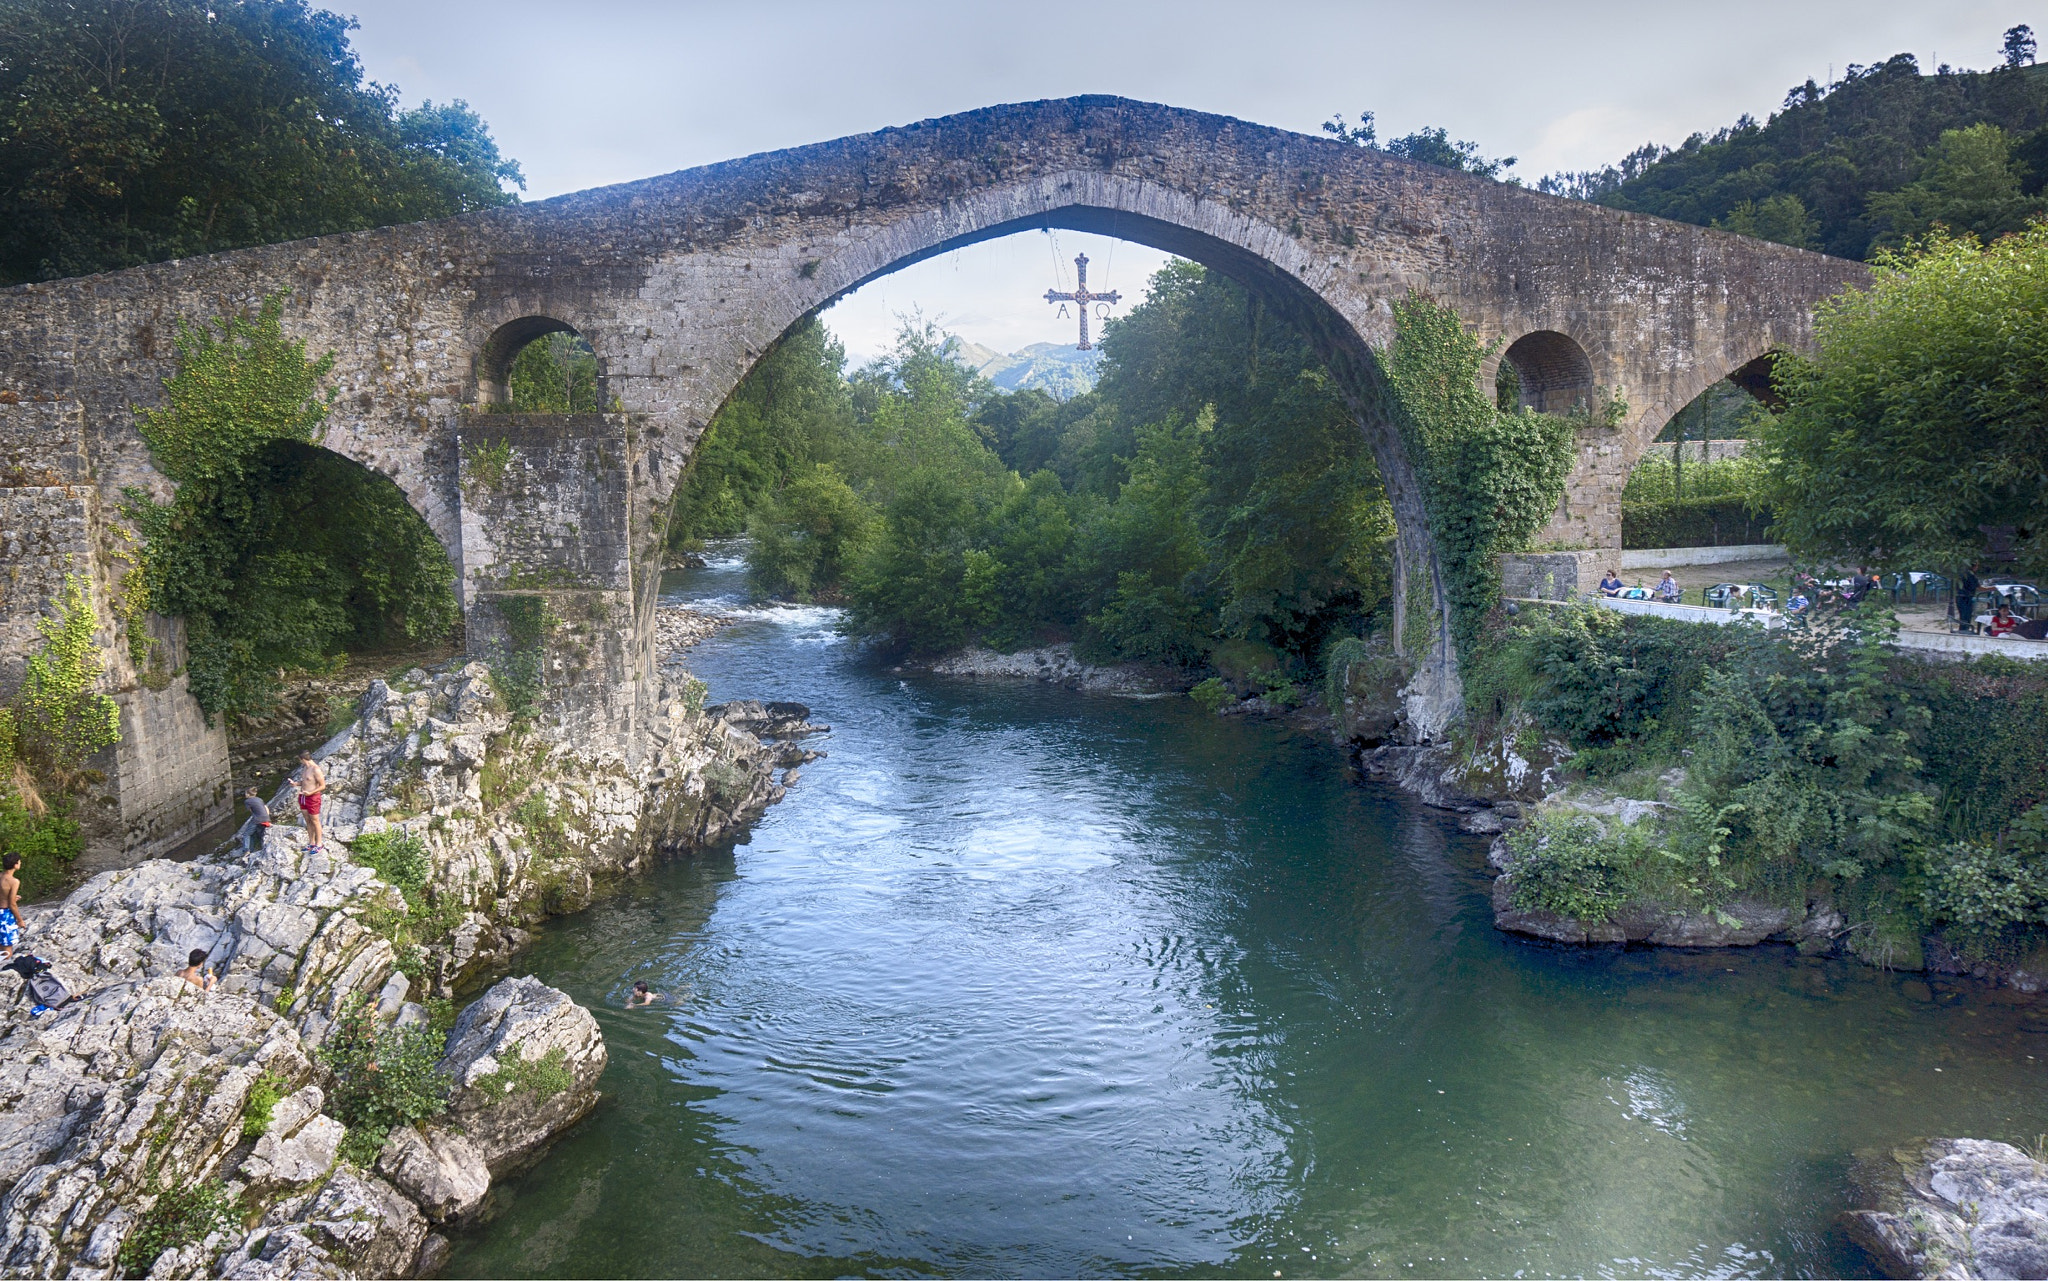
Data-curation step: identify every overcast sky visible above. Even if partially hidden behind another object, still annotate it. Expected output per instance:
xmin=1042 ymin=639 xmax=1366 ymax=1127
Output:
xmin=342 ymin=0 xmax=2037 ymax=361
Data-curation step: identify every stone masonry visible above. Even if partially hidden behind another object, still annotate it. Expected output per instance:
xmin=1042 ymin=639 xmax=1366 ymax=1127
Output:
xmin=0 ymin=96 xmax=1871 ymax=863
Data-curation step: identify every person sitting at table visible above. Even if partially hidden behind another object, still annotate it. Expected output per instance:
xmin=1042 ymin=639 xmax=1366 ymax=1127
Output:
xmin=1989 ymin=604 xmax=2021 ymax=637
xmin=1841 ymin=569 xmax=1870 ymax=606
xmin=1786 ymin=591 xmax=1811 ymax=617
xmin=1656 ymin=572 xmax=1682 ymax=603
xmin=1598 ymin=570 xmax=1623 ymax=597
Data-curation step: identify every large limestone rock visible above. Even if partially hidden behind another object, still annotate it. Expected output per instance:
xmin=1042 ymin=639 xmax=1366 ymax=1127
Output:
xmin=439 ymin=976 xmax=607 ymax=1176
xmin=0 ymin=980 xmax=311 ymax=1275
xmin=1844 ymin=1138 xmax=2048 ymax=1278
xmin=217 ymin=1169 xmax=427 ymax=1279
xmin=376 ymin=1125 xmax=490 ymax=1224
xmin=239 ymin=1084 xmax=343 ymax=1193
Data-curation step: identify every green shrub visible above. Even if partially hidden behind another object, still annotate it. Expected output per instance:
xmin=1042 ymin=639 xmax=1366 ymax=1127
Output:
xmin=0 ymin=794 xmax=82 ymax=900
xmin=117 ymin=1180 xmax=239 ymax=1276
xmin=1622 ymin=495 xmax=1775 ymax=549
xmin=317 ymin=997 xmax=449 ymax=1166
xmin=240 ymin=1072 xmax=287 ymax=1138
xmin=349 ymin=831 xmax=431 ymax=896
xmin=1188 ymin=677 xmax=1231 ymax=713
xmin=1503 ymin=814 xmax=1640 ymax=921
xmin=471 ymin=1042 xmax=574 ymax=1100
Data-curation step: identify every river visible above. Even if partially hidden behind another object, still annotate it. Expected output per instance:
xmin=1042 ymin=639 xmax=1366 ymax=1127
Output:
xmin=447 ymin=553 xmax=2048 ymax=1279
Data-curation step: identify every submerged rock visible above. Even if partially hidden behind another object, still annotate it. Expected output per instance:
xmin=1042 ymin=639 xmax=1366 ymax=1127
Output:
xmin=1844 ymin=1138 xmax=2048 ymax=1278
xmin=927 ymin=643 xmax=1173 ymax=696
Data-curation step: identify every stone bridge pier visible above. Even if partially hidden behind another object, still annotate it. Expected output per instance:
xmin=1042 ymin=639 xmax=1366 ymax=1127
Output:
xmin=0 ymin=96 xmax=1868 ymax=868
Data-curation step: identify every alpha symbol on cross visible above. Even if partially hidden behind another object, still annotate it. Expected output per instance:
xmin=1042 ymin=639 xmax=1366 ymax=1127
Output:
xmin=1043 ymin=252 xmax=1120 ymax=350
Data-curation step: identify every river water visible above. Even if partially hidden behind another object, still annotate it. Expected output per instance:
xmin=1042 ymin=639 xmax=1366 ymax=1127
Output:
xmin=448 ymin=554 xmax=2048 ymax=1279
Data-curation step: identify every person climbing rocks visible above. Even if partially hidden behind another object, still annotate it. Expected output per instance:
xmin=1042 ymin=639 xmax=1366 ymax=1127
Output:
xmin=627 ymin=980 xmax=663 ymax=1007
xmin=292 ymin=751 xmax=327 ymax=851
xmin=177 ymin=948 xmax=215 ymax=992
xmin=244 ymin=786 xmax=272 ymax=854
xmin=0 ymin=853 xmax=20 ymax=961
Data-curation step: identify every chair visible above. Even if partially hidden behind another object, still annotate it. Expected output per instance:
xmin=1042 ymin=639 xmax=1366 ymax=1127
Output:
xmin=1991 ymin=581 xmax=2042 ymax=620
xmin=1705 ymin=583 xmax=1744 ymax=610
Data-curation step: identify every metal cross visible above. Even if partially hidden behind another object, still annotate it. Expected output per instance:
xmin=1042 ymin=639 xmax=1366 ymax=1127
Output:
xmin=1043 ymin=252 xmax=1120 ymax=350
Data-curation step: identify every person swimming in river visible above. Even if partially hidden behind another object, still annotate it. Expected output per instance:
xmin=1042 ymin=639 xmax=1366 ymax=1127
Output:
xmin=627 ymin=980 xmax=663 ymax=1007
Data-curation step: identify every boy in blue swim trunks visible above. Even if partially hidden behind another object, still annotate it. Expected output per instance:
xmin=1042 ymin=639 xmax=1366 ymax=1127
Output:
xmin=0 ymin=853 xmax=20 ymax=960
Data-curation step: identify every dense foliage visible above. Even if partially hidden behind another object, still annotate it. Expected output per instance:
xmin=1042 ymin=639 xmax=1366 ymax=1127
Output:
xmin=0 ymin=0 xmax=521 ymax=284
xmin=503 ymin=332 xmax=603 ymax=413
xmin=676 ymin=263 xmax=1401 ymax=686
xmin=318 ymin=993 xmax=451 ymax=1165
xmin=129 ymin=295 xmax=459 ymax=721
xmin=0 ymin=573 xmax=121 ymax=897
xmin=1755 ymin=226 xmax=2048 ymax=575
xmin=1559 ymin=34 xmax=2048 ymax=258
xmin=1379 ymin=295 xmax=1581 ymax=652
xmin=1475 ymin=602 xmax=2048 ymax=965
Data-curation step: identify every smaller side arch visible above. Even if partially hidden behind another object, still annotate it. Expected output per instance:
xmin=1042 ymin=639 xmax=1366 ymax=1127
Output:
xmin=1499 ymin=330 xmax=1594 ymax=414
xmin=473 ymin=315 xmax=598 ymax=407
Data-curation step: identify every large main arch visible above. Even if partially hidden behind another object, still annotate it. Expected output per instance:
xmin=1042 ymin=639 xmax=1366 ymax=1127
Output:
xmin=0 ymin=95 xmax=1870 ymax=858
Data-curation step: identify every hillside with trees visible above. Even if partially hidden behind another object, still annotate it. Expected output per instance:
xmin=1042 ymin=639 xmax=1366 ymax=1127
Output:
xmin=1540 ymin=25 xmax=2048 ymax=259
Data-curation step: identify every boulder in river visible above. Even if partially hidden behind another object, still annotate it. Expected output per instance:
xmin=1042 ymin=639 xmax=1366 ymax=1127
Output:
xmin=439 ymin=975 xmax=608 ymax=1177
xmin=1844 ymin=1138 xmax=2048 ymax=1278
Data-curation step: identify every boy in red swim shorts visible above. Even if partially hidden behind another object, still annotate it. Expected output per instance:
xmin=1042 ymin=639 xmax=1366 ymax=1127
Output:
xmin=292 ymin=751 xmax=327 ymax=852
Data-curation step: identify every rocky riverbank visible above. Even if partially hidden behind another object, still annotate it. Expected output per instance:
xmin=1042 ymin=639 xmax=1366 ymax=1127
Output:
xmin=0 ymin=640 xmax=821 ymax=1276
xmin=1844 ymin=1138 xmax=2048 ymax=1278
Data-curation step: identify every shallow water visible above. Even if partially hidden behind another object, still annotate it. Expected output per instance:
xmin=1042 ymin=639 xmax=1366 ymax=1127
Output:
xmin=448 ymin=555 xmax=2048 ymax=1279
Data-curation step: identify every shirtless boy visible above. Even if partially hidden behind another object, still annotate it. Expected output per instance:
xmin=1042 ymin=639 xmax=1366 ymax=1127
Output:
xmin=293 ymin=751 xmax=327 ymax=851
xmin=177 ymin=948 xmax=215 ymax=992
xmin=0 ymin=853 xmax=20 ymax=961
xmin=627 ymin=980 xmax=662 ymax=1007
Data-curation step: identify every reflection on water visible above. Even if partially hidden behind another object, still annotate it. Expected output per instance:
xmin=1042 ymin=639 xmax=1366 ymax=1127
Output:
xmin=448 ymin=556 xmax=2048 ymax=1279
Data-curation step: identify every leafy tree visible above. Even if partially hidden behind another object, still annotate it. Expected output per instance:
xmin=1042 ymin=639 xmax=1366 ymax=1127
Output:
xmin=505 ymin=332 xmax=601 ymax=413
xmin=1712 ymin=193 xmax=1821 ymax=249
xmin=129 ymin=295 xmax=458 ymax=720
xmin=1756 ymin=225 xmax=2048 ymax=575
xmin=671 ymin=318 xmax=854 ymax=545
xmin=1081 ymin=410 xmax=1215 ymax=667
xmin=745 ymin=464 xmax=873 ymax=599
xmin=1321 ymin=111 xmax=1517 ymax=179
xmin=2006 ymin=24 xmax=2037 ymax=69
xmin=0 ymin=0 xmax=522 ymax=284
xmin=1866 ymin=123 xmax=2045 ymax=246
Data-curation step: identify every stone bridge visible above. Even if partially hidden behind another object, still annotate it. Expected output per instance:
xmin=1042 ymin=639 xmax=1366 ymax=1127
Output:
xmin=0 ymin=96 xmax=1868 ymax=863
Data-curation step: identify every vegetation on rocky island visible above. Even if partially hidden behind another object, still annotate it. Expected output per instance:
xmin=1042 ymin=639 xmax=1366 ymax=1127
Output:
xmin=1471 ymin=601 xmax=2048 ymax=970
xmin=672 ymin=260 xmax=1589 ymax=701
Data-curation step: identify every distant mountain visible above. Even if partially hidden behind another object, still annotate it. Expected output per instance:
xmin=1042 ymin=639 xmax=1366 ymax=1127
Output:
xmin=953 ymin=340 xmax=1103 ymax=399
